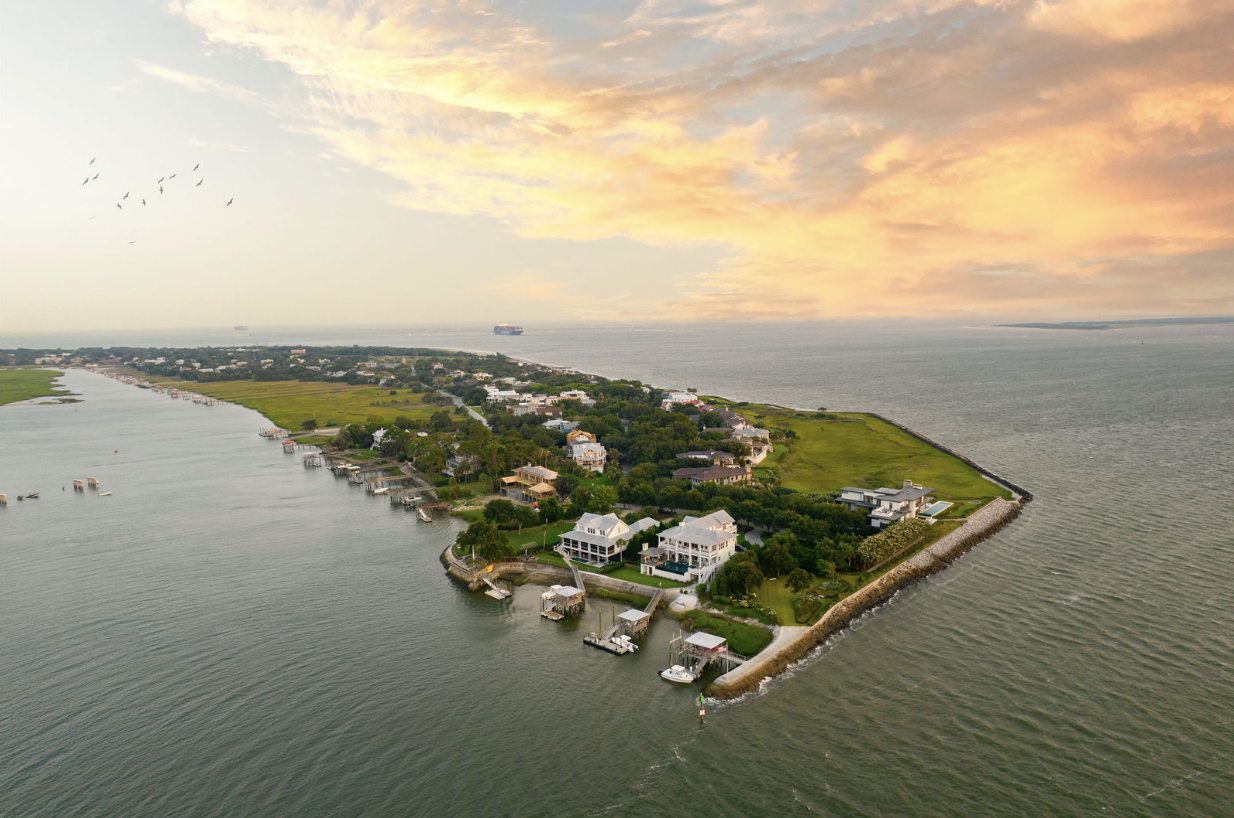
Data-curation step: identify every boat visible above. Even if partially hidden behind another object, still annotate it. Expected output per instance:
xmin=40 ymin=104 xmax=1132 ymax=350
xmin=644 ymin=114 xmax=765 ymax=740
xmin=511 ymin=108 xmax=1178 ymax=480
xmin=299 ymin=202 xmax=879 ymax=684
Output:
xmin=373 ymin=487 xmax=389 ymax=495
xmin=234 ymin=325 xmax=248 ymax=331
xmin=493 ymin=324 xmax=524 ymax=335
xmin=25 ymin=492 xmax=39 ymax=499
xmin=611 ymin=634 xmax=639 ymax=652
xmin=416 ymin=507 xmax=432 ymax=522
xmin=660 ymin=665 xmax=694 ymax=684
xmin=99 ymin=492 xmax=112 ymax=497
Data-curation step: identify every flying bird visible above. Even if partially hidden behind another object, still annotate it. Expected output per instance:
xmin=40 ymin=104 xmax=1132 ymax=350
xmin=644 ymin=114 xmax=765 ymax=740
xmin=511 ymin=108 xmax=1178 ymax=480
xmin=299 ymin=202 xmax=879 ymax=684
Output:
xmin=82 ymin=178 xmax=89 ymax=186
xmin=159 ymin=185 xmax=163 ymax=194
xmin=169 ymin=173 xmax=176 ymax=179
xmin=92 ymin=173 xmax=99 ymax=180
xmin=195 ymin=179 xmax=202 ymax=187
xmin=142 ymin=199 xmax=146 ymax=206
xmin=193 ymin=163 xmax=200 ymax=171
xmin=128 ymin=241 xmax=137 ymax=244
xmin=116 ymin=203 xmax=122 ymax=210
xmin=122 ymin=192 xmax=129 ymax=200
xmin=226 ymin=198 xmax=233 ymax=206
xmin=89 ymin=157 xmax=96 ymax=165
xmin=158 ymin=177 xmax=165 ymax=184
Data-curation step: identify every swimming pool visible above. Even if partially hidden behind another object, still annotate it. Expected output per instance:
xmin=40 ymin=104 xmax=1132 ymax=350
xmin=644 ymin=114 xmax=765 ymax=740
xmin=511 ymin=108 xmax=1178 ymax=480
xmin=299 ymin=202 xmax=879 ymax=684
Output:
xmin=922 ymin=501 xmax=953 ymax=517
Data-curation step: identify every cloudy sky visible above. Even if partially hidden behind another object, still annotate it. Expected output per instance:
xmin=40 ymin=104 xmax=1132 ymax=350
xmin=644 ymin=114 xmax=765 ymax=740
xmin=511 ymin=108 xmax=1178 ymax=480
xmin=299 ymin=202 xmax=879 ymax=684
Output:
xmin=2 ymin=0 xmax=1232 ymax=333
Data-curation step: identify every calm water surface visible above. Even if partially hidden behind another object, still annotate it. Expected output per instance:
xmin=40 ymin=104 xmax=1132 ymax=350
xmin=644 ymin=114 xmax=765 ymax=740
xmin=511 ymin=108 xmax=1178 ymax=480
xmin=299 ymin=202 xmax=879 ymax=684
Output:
xmin=2 ymin=323 xmax=1232 ymax=817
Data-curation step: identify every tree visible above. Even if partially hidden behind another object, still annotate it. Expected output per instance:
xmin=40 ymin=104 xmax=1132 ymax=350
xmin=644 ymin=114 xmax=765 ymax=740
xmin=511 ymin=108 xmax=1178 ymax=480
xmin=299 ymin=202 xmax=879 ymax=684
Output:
xmin=394 ymin=415 xmax=414 ymax=430
xmin=555 ymin=473 xmax=579 ymax=499
xmin=590 ymin=485 xmax=618 ymax=514
xmin=430 ymin=410 xmax=453 ymax=432
xmin=538 ymin=496 xmax=563 ymax=524
xmin=458 ymin=520 xmax=510 ymax=562
xmin=721 ymin=558 xmax=764 ymax=596
xmin=301 ymin=418 xmax=318 ymax=430
xmin=760 ymin=536 xmax=797 ymax=578
xmin=786 ymin=567 xmax=813 ymax=593
xmin=484 ymin=499 xmax=516 ymax=523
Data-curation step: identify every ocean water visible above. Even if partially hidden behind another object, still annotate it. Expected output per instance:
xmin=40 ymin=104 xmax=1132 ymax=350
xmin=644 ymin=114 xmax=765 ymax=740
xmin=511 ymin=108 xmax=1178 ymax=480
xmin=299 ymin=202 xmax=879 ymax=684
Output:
xmin=2 ymin=323 xmax=1232 ymax=817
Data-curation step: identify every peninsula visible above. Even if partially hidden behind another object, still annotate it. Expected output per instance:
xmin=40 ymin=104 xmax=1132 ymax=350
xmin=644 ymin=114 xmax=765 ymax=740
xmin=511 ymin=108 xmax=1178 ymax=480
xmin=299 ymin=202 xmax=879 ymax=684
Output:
xmin=3 ymin=343 xmax=1029 ymax=697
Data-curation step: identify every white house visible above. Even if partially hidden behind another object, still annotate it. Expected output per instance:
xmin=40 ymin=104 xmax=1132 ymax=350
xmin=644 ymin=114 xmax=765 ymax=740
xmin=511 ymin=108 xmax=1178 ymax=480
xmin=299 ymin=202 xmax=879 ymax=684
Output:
xmin=570 ymin=440 xmax=608 ymax=473
xmin=370 ymin=428 xmax=387 ymax=450
xmin=661 ymin=391 xmax=701 ymax=411
xmin=640 ymin=510 xmax=738 ymax=583
xmin=839 ymin=480 xmax=935 ymax=529
xmin=542 ymin=418 xmax=580 ymax=433
xmin=558 ymin=512 xmax=658 ymax=565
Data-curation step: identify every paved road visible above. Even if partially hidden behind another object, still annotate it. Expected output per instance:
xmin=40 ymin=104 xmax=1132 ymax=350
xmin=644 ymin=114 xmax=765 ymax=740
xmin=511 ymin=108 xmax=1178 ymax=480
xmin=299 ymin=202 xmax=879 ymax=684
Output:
xmin=439 ymin=392 xmax=489 ymax=427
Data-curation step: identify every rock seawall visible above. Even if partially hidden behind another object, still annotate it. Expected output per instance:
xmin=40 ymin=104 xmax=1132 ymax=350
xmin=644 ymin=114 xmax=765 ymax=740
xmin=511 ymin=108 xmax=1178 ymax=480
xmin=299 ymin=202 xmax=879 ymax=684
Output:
xmin=704 ymin=497 xmax=1023 ymax=700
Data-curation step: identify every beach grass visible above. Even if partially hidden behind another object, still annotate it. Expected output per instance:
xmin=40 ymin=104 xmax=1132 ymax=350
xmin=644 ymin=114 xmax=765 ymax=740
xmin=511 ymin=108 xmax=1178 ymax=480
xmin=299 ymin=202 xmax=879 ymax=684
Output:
xmin=143 ymin=377 xmax=441 ymax=430
xmin=0 ymin=369 xmax=70 ymax=406
xmin=749 ymin=407 xmax=1012 ymax=503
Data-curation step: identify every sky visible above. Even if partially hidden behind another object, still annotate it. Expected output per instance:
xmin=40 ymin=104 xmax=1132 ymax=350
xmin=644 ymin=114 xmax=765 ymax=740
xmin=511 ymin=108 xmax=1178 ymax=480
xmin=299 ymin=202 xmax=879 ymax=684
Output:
xmin=1 ymin=0 xmax=1232 ymax=334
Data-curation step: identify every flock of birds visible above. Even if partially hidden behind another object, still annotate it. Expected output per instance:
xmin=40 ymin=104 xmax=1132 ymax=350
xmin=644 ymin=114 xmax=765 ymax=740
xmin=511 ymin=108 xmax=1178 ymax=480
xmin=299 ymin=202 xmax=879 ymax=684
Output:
xmin=82 ymin=156 xmax=233 ymax=242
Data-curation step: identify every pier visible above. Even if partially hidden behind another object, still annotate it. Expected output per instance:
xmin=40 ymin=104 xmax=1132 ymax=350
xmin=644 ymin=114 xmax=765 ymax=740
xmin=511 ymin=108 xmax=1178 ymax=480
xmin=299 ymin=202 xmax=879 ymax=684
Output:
xmin=540 ymin=584 xmax=584 ymax=620
xmin=664 ymin=631 xmax=745 ymax=682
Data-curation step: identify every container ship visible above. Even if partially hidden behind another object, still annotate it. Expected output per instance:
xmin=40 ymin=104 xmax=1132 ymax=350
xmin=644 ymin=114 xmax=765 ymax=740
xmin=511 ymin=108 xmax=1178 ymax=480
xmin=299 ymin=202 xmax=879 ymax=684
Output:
xmin=234 ymin=325 xmax=249 ymax=331
xmin=493 ymin=324 xmax=524 ymax=335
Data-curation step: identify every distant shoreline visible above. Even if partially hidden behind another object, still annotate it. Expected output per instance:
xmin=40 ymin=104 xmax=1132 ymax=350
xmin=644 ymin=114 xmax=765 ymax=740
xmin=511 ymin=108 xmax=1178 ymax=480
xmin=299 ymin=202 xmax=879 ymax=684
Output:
xmin=996 ymin=316 xmax=1234 ymax=331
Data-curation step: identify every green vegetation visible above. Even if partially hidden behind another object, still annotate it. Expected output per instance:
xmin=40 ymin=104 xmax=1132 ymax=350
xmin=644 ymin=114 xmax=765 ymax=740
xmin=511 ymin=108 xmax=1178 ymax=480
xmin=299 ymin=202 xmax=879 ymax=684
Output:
xmin=592 ymin=588 xmax=650 ymax=608
xmin=858 ymin=518 xmax=932 ymax=569
xmin=0 ymin=369 xmax=70 ymax=406
xmin=677 ymin=610 xmax=772 ymax=656
xmin=753 ymin=577 xmax=800 ymax=624
xmin=604 ymin=566 xmax=690 ymax=589
xmin=145 ymin=378 xmax=441 ymax=430
xmin=749 ymin=407 xmax=1011 ymax=504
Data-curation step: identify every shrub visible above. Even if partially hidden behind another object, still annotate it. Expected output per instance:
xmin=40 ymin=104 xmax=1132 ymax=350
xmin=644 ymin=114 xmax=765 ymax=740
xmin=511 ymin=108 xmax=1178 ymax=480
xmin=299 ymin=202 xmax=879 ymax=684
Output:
xmin=857 ymin=518 xmax=931 ymax=568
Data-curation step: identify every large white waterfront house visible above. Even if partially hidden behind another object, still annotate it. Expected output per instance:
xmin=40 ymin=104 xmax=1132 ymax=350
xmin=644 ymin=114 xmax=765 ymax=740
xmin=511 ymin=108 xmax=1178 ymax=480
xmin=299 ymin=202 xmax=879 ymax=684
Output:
xmin=558 ymin=512 xmax=658 ymax=566
xmin=639 ymin=510 xmax=738 ymax=583
xmin=839 ymin=480 xmax=935 ymax=529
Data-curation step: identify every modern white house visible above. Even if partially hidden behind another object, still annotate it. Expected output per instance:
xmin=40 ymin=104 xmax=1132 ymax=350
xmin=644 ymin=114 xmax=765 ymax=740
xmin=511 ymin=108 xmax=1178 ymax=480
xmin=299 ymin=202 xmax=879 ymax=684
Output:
xmin=542 ymin=418 xmax=580 ymax=433
xmin=839 ymin=480 xmax=935 ymax=529
xmin=558 ymin=512 xmax=659 ymax=565
xmin=661 ymin=391 xmax=701 ymax=410
xmin=570 ymin=441 xmax=608 ymax=473
xmin=640 ymin=510 xmax=738 ymax=583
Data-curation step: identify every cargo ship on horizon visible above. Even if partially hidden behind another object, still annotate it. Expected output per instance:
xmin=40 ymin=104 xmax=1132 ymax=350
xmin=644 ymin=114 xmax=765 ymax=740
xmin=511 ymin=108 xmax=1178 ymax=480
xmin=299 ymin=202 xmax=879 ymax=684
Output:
xmin=493 ymin=324 xmax=524 ymax=335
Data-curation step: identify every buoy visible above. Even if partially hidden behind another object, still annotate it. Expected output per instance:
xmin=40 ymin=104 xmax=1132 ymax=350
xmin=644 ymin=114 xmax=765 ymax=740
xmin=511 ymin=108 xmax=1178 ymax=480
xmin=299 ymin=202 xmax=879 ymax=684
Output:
xmin=114 ymin=449 xmax=118 ymax=453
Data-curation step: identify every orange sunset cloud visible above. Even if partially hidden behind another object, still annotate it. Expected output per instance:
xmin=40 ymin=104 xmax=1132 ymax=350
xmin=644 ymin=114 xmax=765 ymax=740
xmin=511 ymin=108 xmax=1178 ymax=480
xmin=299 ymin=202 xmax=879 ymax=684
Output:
xmin=167 ymin=0 xmax=1234 ymax=319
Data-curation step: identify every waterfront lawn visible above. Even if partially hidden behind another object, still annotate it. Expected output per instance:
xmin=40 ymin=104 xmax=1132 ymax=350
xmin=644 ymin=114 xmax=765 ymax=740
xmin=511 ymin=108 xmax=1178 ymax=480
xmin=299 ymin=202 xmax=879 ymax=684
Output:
xmin=605 ymin=567 xmax=690 ymax=589
xmin=506 ymin=519 xmax=582 ymax=555
xmin=753 ymin=577 xmax=799 ymax=624
xmin=751 ymin=406 xmax=1012 ymax=503
xmin=0 ymin=369 xmax=70 ymax=406
xmin=677 ymin=610 xmax=772 ymax=656
xmin=143 ymin=377 xmax=441 ymax=430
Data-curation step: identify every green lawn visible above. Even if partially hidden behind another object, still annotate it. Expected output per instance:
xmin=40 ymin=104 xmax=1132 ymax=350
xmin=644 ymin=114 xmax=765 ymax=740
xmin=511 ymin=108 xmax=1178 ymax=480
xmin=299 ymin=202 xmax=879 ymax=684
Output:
xmin=505 ymin=519 xmax=582 ymax=555
xmin=752 ymin=407 xmax=1011 ymax=504
xmin=143 ymin=377 xmax=441 ymax=430
xmin=0 ymin=369 xmax=71 ymax=406
xmin=753 ymin=577 xmax=799 ymax=624
xmin=606 ymin=566 xmax=690 ymax=589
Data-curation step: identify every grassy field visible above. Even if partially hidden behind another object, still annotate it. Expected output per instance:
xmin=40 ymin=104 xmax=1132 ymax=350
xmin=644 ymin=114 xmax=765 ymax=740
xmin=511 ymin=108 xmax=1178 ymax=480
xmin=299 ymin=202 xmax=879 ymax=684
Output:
xmin=752 ymin=577 xmax=799 ymax=624
xmin=748 ymin=406 xmax=1011 ymax=504
xmin=0 ymin=369 xmax=71 ymax=406
xmin=144 ymin=377 xmax=442 ymax=430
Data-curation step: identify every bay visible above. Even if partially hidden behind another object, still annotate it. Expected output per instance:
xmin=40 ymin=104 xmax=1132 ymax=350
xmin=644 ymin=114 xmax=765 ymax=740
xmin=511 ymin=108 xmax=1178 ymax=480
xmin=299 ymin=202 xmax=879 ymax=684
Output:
xmin=2 ymin=322 xmax=1232 ymax=817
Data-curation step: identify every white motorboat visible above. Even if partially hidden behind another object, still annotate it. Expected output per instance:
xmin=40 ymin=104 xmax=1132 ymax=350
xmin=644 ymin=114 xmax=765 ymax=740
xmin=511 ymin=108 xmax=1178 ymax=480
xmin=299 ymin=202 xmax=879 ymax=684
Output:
xmin=373 ymin=487 xmax=389 ymax=495
xmin=611 ymin=635 xmax=638 ymax=652
xmin=660 ymin=665 xmax=694 ymax=684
